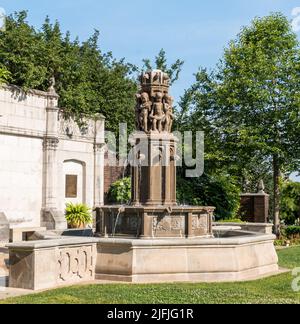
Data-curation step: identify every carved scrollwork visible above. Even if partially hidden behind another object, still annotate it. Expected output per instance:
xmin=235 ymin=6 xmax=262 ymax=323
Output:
xmin=43 ymin=137 xmax=59 ymax=151
xmin=59 ymin=112 xmax=95 ymax=138
xmin=58 ymin=246 xmax=95 ymax=282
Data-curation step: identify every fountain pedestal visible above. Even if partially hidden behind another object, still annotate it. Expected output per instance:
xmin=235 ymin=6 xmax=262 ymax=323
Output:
xmin=97 ymin=206 xmax=214 ymax=239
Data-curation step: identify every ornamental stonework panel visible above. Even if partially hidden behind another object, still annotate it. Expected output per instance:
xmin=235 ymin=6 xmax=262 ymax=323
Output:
xmin=57 ymin=245 xmax=96 ymax=283
xmin=192 ymin=214 xmax=209 ymax=236
xmin=58 ymin=112 xmax=95 ymax=139
xmin=153 ymin=216 xmax=185 ymax=237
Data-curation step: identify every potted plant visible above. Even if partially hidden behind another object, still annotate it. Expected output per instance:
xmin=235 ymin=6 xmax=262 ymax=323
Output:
xmin=65 ymin=203 xmax=93 ymax=229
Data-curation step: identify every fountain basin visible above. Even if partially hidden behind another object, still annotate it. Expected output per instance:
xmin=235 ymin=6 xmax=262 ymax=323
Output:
xmin=96 ymin=230 xmax=279 ymax=283
xmin=96 ymin=205 xmax=215 ymax=239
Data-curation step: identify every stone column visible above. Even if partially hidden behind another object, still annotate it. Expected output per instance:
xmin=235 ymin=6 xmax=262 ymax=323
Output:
xmin=163 ymin=139 xmax=177 ymax=205
xmin=146 ymin=138 xmax=163 ymax=206
xmin=131 ymin=166 xmax=140 ymax=205
xmin=41 ymin=80 xmax=66 ymax=230
xmin=42 ymin=88 xmax=60 ymax=209
xmin=240 ymin=184 xmax=270 ymax=224
xmin=94 ymin=115 xmax=105 ymax=208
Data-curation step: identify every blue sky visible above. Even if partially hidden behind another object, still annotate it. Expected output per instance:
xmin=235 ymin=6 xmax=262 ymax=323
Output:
xmin=1 ymin=0 xmax=300 ymax=101
xmin=0 ymin=0 xmax=299 ymax=180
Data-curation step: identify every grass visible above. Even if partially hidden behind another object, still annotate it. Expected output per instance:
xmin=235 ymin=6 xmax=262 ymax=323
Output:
xmin=1 ymin=247 xmax=300 ymax=304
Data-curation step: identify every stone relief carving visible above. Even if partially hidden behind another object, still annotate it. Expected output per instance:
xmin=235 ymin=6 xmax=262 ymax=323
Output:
xmin=153 ymin=216 xmax=184 ymax=233
xmin=192 ymin=215 xmax=208 ymax=231
xmin=58 ymin=112 xmax=95 ymax=138
xmin=43 ymin=137 xmax=59 ymax=151
xmin=136 ymin=70 xmax=174 ymax=134
xmin=58 ymin=246 xmax=95 ymax=282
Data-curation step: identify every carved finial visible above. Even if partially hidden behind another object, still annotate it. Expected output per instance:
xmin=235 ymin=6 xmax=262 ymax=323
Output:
xmin=48 ymin=76 xmax=57 ymax=94
xmin=136 ymin=70 xmax=174 ymax=133
xmin=257 ymin=180 xmax=265 ymax=193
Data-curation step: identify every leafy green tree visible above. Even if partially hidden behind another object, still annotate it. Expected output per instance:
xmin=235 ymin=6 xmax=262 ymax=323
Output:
xmin=182 ymin=14 xmax=300 ymax=234
xmin=0 ymin=11 xmax=137 ymax=133
xmin=280 ymin=180 xmax=300 ymax=225
xmin=177 ymin=173 xmax=241 ymax=220
xmin=0 ymin=65 xmax=10 ymax=83
xmin=0 ymin=11 xmax=46 ymax=89
xmin=142 ymin=49 xmax=184 ymax=85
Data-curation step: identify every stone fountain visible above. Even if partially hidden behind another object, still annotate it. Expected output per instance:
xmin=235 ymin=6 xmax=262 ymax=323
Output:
xmin=97 ymin=70 xmax=214 ymax=239
xmin=96 ymin=70 xmax=279 ymax=283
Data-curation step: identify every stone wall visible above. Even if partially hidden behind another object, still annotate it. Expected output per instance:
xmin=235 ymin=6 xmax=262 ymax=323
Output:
xmin=8 ymin=238 xmax=98 ymax=290
xmin=0 ymin=85 xmax=105 ymax=229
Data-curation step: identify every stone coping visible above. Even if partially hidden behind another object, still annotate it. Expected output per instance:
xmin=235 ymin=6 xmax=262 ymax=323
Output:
xmin=213 ymin=226 xmax=242 ymax=231
xmin=1 ymin=84 xmax=52 ymax=98
xmin=6 ymin=237 xmax=99 ymax=250
xmin=213 ymin=222 xmax=273 ymax=228
xmin=130 ymin=131 xmax=179 ymax=140
xmin=6 ymin=231 xmax=276 ymax=250
xmin=100 ymin=205 xmax=216 ymax=212
xmin=96 ymin=232 xmax=276 ymax=247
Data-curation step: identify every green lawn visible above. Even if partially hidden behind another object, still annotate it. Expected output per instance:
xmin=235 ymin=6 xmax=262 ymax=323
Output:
xmin=1 ymin=247 xmax=300 ymax=304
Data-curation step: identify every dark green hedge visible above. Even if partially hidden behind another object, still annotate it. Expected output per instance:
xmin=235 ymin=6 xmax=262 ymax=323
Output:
xmin=177 ymin=173 xmax=241 ymax=221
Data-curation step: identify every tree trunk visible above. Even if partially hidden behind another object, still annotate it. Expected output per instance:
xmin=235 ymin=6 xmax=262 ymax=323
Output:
xmin=273 ymin=155 xmax=280 ymax=236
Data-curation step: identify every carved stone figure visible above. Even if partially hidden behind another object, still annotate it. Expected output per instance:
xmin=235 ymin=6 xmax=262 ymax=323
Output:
xmin=135 ymin=94 xmax=142 ymax=129
xmin=135 ymin=70 xmax=175 ymax=134
xmin=48 ymin=76 xmax=57 ymax=94
xmin=139 ymin=92 xmax=152 ymax=132
xmin=163 ymin=95 xmax=174 ymax=133
xmin=150 ymin=92 xmax=165 ymax=132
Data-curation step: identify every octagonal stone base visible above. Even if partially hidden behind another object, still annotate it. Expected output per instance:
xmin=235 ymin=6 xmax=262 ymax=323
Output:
xmin=96 ymin=232 xmax=279 ymax=283
xmin=96 ymin=206 xmax=214 ymax=239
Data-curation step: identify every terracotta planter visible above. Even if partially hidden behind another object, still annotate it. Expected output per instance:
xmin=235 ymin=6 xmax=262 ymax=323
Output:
xmin=68 ymin=223 xmax=86 ymax=229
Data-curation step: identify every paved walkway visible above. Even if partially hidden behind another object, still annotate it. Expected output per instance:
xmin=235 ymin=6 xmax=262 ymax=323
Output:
xmin=0 ymin=286 xmax=36 ymax=300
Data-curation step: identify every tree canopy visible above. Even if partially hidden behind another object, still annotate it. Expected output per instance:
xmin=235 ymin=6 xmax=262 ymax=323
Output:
xmin=142 ymin=48 xmax=184 ymax=85
xmin=0 ymin=11 xmax=138 ymax=133
xmin=179 ymin=13 xmax=300 ymax=230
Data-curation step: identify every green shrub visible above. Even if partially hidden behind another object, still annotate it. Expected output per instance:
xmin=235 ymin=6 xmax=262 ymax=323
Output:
xmin=280 ymin=181 xmax=300 ymax=225
xmin=177 ymin=173 xmax=241 ymax=221
xmin=65 ymin=203 xmax=93 ymax=228
xmin=285 ymin=226 xmax=300 ymax=239
xmin=108 ymin=177 xmax=131 ymax=204
xmin=0 ymin=65 xmax=11 ymax=84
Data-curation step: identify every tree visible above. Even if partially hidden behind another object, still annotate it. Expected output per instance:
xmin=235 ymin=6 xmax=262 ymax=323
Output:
xmin=183 ymin=14 xmax=300 ymax=234
xmin=177 ymin=172 xmax=241 ymax=220
xmin=0 ymin=11 xmax=138 ymax=134
xmin=0 ymin=65 xmax=10 ymax=84
xmin=142 ymin=49 xmax=184 ymax=85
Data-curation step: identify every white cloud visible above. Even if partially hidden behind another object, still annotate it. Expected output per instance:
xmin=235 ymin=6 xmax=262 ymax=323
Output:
xmin=290 ymin=172 xmax=300 ymax=183
xmin=0 ymin=7 xmax=6 ymax=32
xmin=292 ymin=7 xmax=300 ymax=32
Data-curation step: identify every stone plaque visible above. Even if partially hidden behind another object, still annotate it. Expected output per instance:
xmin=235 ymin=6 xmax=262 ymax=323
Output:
xmin=65 ymin=175 xmax=78 ymax=198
